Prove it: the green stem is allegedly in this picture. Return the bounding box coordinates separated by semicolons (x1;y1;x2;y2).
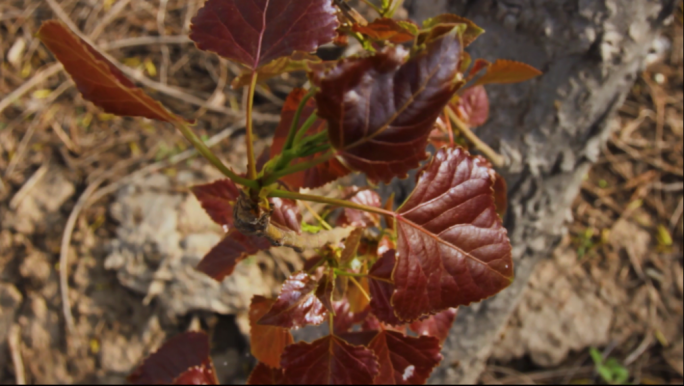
293;111;320;145
176;121;258;189
334;269;368;278
245;71;259;180
284;89;316;152
446;107;506;168
359;0;383;15
262;150;335;186
269;188;395;218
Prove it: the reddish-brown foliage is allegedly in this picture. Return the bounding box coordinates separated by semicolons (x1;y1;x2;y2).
393;147;514;321
280;335;379;384
259;272;327;329
190;0;338;70
368;330;442;385
250;296;294;369
37;21;187;123
312;28;464;183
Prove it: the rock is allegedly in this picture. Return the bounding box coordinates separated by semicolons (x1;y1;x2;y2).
491;247;614;367
105;174;277;322
19;250;52;287
0;283;23;379
3;167;74;234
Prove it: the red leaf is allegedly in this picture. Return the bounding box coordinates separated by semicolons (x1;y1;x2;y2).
232;51;322;89
249;296;294;369
392;147;513;321
270;197;302;234
281;335;379;384
340;188;382;228
368;330;442;385
352;18;416;44
270;88;351;189
368;250;403;326
247;363;285;385
453;85;489;127
332;300;369;334
312;27;464;183
128;332;217;385
258;272;327;329
191;179;241;228
409;308;458;345
422;14;485;47
473;59;542;86
37;21;187;123
493;172;508;218
190;0;338;70
315;270;335;313
196;229;271;281
339;228;364;266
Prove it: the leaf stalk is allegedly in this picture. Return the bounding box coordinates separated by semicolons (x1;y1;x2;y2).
269;189;395;218
445;107;506;168
245;71;259;180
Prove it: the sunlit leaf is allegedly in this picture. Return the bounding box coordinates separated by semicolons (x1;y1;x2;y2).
347;276;371;314
128;332;217;385
473;59;542;86
197;229;272;281
422;14;484;47
249;296;294;369
368;330;442;384
281;335;379;384
270;197;302;234
190;0;338;70
368;250;403;326
247;362;285;385
339;188;382;228
232;52;322;89
259;272;327;329
313;27;464;183
270;88;351;189
392;147;513;321
452;85;489;127
352;18;416;43
37;21;188;123
409;308;458;345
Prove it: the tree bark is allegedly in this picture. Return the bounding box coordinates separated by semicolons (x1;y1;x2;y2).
401;0;678;383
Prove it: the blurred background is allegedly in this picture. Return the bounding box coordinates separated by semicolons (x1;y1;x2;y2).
0;0;682;384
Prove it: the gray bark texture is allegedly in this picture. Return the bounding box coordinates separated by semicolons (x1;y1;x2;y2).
400;0;678;384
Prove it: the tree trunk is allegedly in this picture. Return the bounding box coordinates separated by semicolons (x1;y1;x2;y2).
401;0;678;383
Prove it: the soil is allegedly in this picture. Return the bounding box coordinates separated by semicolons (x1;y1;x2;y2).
0;0;682;385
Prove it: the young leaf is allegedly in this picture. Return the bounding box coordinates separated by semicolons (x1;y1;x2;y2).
232;52;322;89
312;27;464;183
270;88;351;189
452;85;489;127
339;188;382;228
190;0;338;70
393;147;514;321
249;296;294;369
315;269;336;313
37;21;188;123
270;197;302;234
409;308;458;345
368;330;442;385
422;14;485;47
247;363;285;385
352;18;416;43
197;229;272;281
280;335;379;384
368;250;403;326
128;332;217;385
191;179;242;228
339;228;364;266
258;271;327;329
473;59;542;86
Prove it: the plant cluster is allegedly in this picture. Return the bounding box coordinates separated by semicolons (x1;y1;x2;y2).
38;0;541;384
